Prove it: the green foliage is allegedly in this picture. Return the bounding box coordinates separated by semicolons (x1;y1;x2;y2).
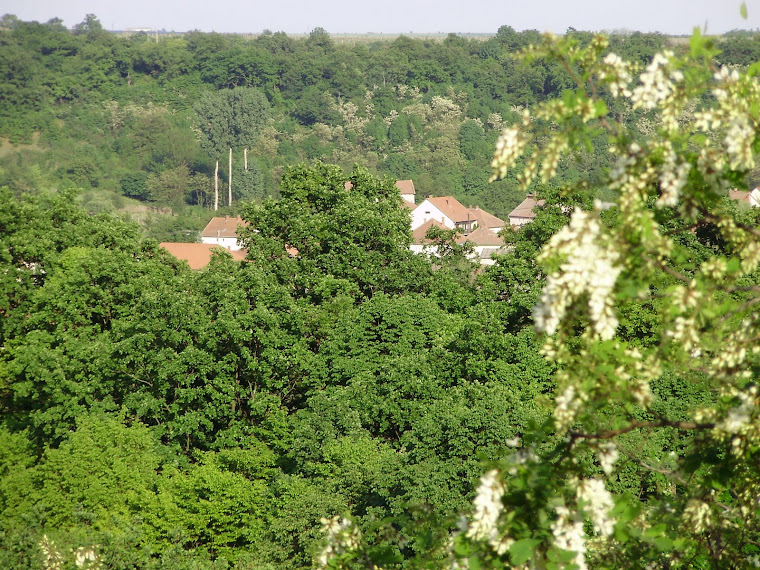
194;86;271;159
4;19;760;570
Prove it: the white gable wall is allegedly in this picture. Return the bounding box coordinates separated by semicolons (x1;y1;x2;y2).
411;199;454;230
201;236;241;250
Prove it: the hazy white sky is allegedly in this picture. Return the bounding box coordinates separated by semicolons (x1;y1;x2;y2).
3;0;759;35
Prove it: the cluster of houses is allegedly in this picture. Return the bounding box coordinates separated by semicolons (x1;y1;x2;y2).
160;180;759;270
160;179;545;269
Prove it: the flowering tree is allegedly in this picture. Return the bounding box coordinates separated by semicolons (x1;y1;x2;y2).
317;25;760;570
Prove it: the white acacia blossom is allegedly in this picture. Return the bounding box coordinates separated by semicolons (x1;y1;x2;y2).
630;51;680;110
551;505;587;570
598;52;633;98
597;442;619;475
656;142;691;208
554;384;587;431
576;478;616;537
534;208;622;340
717;386;757;435
316;516;361;568
490;125;528;181
466;469;507;552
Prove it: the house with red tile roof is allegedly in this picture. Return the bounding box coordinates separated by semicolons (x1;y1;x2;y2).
467;205;505;233
729;188;760;207
463;226;509;265
411;196;476;233
159;243;247;270
410;219;467;255
395;180;416;204
200;216;246;250
508;194;546;227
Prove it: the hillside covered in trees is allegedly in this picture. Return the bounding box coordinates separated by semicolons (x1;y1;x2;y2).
4;13;760;233
3;13;760;570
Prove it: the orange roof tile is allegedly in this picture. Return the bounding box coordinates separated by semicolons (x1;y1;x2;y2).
426;196;472;223
412;219;468;245
160;243;247;270
201;216;246;238
395;179;416;195
509;194;546;220
729;190;751;202
464;226;505;246
467;206;505;229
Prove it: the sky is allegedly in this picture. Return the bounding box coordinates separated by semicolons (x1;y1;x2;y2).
3;0;759;35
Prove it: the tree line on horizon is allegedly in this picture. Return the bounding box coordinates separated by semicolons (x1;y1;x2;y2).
4;13;760;238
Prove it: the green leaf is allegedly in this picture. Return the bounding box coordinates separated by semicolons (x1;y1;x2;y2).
741;2;748;20
510;538;540;565
468;555;483;570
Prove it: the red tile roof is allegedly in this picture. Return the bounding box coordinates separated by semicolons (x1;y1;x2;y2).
395;179;416;195
425;196;472;223
464;226;504;246
412;219;468;244
201;216;246;238
729;190;751;203
160;243;247;270
467;206;505;229
509;194;546;220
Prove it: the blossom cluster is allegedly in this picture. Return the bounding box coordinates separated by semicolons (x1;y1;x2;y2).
466;469;512;554
554;384;588;432
551;505;588;570
655;141;691;208
316;516;362;569
490;124;528;182
629;51;682;112
598;52;634;98
534;207;621;340
576;478;615;537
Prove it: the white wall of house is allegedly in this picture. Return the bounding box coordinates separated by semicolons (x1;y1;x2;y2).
201;236;241;250
411;200;454;230
508;215;533;227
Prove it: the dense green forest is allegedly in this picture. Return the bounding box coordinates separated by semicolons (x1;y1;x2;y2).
5;13;759;234
3;13;760;569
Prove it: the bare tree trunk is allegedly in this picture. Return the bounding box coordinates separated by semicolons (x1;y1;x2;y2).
228;147;233;207
214;160;219;211
244;148;248;171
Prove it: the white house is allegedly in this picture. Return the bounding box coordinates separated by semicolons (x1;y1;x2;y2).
200;216;246;250
411;196;476;233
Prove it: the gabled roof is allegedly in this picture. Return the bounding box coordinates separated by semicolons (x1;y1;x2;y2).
425;196;472;223
401;200;416;210
201;216;246;238
412;219;467;245
395;180;416;196
467;206;505;229
509;194;546;219
729;189;751;202
160;243;247;270
464;226;505;246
